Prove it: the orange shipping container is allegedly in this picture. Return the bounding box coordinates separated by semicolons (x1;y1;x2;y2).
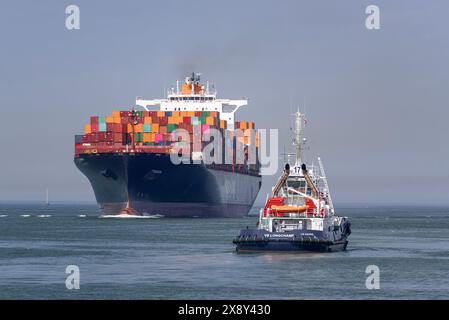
157;111;165;117
134;124;143;132
159;126;167;133
84;124;91;134
172;116;183;124
151;123;159;132
112;111;121;118
168;117;176;124
143;133;153;142
113;117;121;124
206;117;214;125
144;116;152;124
106;116;114;123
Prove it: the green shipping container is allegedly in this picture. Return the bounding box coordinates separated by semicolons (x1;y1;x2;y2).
134;133;143;142
143;124;151;132
99;123;107;132
98;117;106;124
167;124;176;133
191;117;199;125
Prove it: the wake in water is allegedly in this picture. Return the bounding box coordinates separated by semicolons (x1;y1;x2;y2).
0;215;7;217
37;215;52;218
99;213;164;219
20;215;30;218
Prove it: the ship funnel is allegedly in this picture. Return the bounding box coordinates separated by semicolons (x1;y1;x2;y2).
301;163;318;199
271;163;291;197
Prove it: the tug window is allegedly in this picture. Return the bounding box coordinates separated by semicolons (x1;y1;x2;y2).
287;180;306;189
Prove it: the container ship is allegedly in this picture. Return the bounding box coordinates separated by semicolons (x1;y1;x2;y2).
233;112;351;252
74;73;262;217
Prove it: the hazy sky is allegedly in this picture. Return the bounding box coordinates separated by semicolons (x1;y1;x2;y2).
0;0;448;205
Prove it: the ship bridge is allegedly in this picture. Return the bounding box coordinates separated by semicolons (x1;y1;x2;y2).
135;73;248;130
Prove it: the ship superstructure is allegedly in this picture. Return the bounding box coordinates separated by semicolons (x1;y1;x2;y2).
136;73;248;130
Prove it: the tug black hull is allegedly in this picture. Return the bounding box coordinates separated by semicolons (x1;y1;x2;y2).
233;223;351;253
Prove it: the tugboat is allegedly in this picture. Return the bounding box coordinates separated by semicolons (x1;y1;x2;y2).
233;112;351;252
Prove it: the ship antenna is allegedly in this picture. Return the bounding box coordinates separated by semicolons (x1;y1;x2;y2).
294;109;302;166
318;157;335;215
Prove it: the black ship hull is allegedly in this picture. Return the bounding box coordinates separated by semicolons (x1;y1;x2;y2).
233;220;351;253
75;153;261;217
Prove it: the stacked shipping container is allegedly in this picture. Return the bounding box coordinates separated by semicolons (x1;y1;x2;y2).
75;110;260;170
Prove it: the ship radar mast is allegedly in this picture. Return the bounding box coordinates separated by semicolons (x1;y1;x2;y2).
294;111;305;166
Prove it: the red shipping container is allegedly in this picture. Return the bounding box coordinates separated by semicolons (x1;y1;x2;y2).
91;123;99;133
178;123;194;133
121;117;129;124
90;116;99;125
149;111;158;117
151;116;159;123
159;117;168;125
98;132;107;142
91;133;99;143
106;123;115;132
112;123;121;133
106;132;114;142
183;117;191;124
120;111;129;117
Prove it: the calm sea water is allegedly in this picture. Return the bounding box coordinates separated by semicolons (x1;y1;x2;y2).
0;203;448;299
